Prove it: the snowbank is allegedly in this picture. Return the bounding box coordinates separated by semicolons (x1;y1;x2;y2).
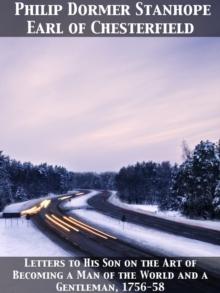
3;193;57;213
109;192;220;232
73;209;220;257
61;190;99;210
0;218;71;256
62;191;220;257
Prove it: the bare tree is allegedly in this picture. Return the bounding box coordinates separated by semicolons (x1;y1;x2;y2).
182;140;191;161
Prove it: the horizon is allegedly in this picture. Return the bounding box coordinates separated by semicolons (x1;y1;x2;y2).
1;138;218;173
0;38;220;172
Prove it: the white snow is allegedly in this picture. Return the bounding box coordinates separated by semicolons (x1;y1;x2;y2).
0;193;81;256
63;190;220;260
3;193;57;213
73;209;220;257
0;218;71;256
108;192;220;232
61;190;98;210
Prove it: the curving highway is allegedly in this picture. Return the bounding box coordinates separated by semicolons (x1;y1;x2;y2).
22;191;148;257
88;191;220;246
20;190;220;293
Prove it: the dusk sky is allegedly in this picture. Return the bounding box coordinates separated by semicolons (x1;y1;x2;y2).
0;38;219;172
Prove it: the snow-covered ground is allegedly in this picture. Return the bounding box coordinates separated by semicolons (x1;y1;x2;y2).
109;192;220;231
73;209;220;257
0;218;71;256
0;193;74;256
61;190;98;210
61;190;220;259
3;193;57;213
2;189;220;260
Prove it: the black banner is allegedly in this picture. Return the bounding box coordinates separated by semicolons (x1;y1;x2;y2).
1;257;220;293
0;0;220;37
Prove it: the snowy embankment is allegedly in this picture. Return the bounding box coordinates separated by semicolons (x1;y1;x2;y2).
0;219;71;256
61;190;99;210
2;193;57;213
109;192;220;232
62;191;220;258
73;210;220;257
0;194;71;256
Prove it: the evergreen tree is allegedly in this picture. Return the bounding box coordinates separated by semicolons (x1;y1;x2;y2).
0;152;12;209
213;181;220;218
172;141;220;218
116;161;173;204
14;186;28;202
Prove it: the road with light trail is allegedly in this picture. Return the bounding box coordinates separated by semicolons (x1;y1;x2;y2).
88;191;220;246
20;191;220;293
23;191;148;257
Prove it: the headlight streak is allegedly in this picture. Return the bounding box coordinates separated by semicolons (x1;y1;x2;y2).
45;214;70;232
75;192;84;196
21;199;51;216
40;199;51;208
21;205;41;216
51;214;79;232
58;196;72;201
22;192;117;245
63;216;108;240
66;216;117;240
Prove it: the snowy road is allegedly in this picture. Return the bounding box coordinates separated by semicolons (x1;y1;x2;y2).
32;190;220;292
33;191;147;257
88;192;220;247
2;190;220;258
2;190;220;292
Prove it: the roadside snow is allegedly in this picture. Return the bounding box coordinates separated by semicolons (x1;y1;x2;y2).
64;190;220;257
0;218;71;256
61;190;98;210
3;193;57;213
109;193;220;232
73;209;220;257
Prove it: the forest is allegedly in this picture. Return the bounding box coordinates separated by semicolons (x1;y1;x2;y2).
0;140;220;219
0;153;115;211
116;140;220;219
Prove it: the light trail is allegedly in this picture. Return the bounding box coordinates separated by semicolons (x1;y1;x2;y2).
40;199;51;208
75;192;84;196
63;216;108;240
21;205;41;216
45;214;70;232
58;196;72;201
51;214;79;232
66;216;117;240
21;199;51;216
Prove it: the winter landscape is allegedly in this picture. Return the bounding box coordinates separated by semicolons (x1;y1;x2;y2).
0;139;220;260
0;38;220;293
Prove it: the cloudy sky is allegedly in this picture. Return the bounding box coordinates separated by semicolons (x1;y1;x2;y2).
0;38;219;172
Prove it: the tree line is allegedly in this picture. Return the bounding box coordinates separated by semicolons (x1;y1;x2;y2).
116;140;220;219
0;152;115;211
1;139;220;219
